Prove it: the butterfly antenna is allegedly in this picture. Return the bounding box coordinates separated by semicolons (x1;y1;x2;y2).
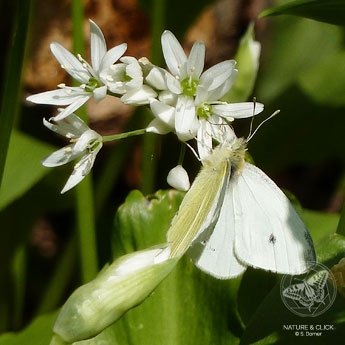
247;109;280;142
248;97;257;139
186;142;202;162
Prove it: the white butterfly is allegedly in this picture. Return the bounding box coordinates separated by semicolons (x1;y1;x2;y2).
282;270;329;310
167;137;316;279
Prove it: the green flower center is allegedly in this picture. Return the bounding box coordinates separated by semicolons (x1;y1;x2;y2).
87;138;102;153
85;77;102;92
181;77;198;96
197;103;212;119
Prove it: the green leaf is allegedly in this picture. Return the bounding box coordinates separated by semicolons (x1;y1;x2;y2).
0;130;56;210
255;16;343;103
113;189;186;254
260;0;345;26
0;311;57;345
223;24;261;103
302;209;340;242
298;50;345;106
316;233;345;265
0;0;31;187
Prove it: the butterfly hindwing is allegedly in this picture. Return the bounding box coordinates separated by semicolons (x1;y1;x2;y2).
190;176;247;279
232;162;316;275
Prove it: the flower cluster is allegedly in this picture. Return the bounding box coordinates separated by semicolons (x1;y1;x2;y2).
27;19;263;193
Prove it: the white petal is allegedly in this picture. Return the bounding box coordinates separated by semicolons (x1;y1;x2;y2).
196;122;213;160
61;149;99;194
93;85;108;102
73;129;102;153
26;89;84;105
167;165;190;191
200;60;236;91
121;85;157;105
43;114;89;138
161;30;187;77
165;72;182;94
121;56;142;78
158;90;178;106
212;102;264;119
207;68;238;101
188;41;205;79
89;19;107;72
146;118;172;135
99;43;127;73
150;99;175;128
50;42;89;83
53;96;90;121
42;145;79;167
145;67;168;90
175;95;200;141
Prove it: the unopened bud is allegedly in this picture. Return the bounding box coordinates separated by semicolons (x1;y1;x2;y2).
167;165;190;191
51;245;176;344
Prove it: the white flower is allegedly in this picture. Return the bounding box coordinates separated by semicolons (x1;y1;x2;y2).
154;31;265;160
195;92;264;159
167;165;190;191
102;56;157;105
42;113;103;193
27;20;127;120
159;30;239;141
148;31;264;149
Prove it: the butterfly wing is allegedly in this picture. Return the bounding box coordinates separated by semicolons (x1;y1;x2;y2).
189;178;247;279
232;162;316;275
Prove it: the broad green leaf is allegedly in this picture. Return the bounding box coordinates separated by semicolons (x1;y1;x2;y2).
260;0;345;26
316;233;345;265
112;189;185;254
109;189;242;345
0;311;56;345
255;16;343;103
298;50;345;106
302;209;339;242
0;130;56;210
223;24;261;103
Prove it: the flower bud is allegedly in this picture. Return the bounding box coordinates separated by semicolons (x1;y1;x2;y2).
51;246;177;344
167;165;190;191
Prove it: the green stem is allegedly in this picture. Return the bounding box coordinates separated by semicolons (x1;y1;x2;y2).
71;0;98;282
140;0;166;194
103;128;146;143
76;175;98;282
178;143;186;165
